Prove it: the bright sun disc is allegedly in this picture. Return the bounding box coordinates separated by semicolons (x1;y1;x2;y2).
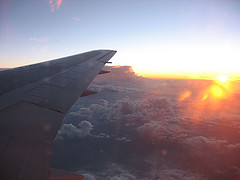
217;75;229;83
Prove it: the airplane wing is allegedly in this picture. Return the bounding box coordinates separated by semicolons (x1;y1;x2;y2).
0;49;117;180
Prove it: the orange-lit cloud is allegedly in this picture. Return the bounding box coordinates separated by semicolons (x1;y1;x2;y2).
49;0;62;12
71;17;81;21
125;67;134;74
112;65;121;68
30;37;48;42
180;78;236;124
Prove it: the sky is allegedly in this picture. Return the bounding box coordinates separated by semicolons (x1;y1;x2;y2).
1;0;240;79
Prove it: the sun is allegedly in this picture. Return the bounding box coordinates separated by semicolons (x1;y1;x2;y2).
217;75;229;83
200;75;233;101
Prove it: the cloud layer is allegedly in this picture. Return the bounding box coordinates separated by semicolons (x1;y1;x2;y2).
52;66;240;180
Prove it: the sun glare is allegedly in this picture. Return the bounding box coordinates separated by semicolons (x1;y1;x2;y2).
217;75;229;83
178;90;192;101
200;75;233;101
210;85;224;98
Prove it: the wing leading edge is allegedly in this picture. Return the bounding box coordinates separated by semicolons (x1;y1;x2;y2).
0;50;117;180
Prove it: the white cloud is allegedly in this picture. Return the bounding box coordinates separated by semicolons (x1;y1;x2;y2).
156;169;207;180
57;120;93;139
99;163;137;180
81;173;96;180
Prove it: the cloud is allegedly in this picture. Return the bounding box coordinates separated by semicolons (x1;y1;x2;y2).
181;136;228;153
30;37;48;42
78;164;206;180
154;169;207;180
115;137;132;142
97;163;137;180
71;17;81;21
81;173;96;180
77;164;138;180
94;66;143;83
49;0;62;12
66;97;181;143
227;143;240;151
52;66;240;179
93;133;110;139
57;120;93;139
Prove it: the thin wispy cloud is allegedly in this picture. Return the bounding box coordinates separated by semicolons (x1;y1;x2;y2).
30;37;48;42
49;0;62;12
71;17;81;21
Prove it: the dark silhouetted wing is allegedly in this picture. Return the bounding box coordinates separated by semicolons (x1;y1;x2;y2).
0;50;117;180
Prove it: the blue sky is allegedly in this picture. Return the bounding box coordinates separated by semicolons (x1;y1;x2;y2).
1;0;240;78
